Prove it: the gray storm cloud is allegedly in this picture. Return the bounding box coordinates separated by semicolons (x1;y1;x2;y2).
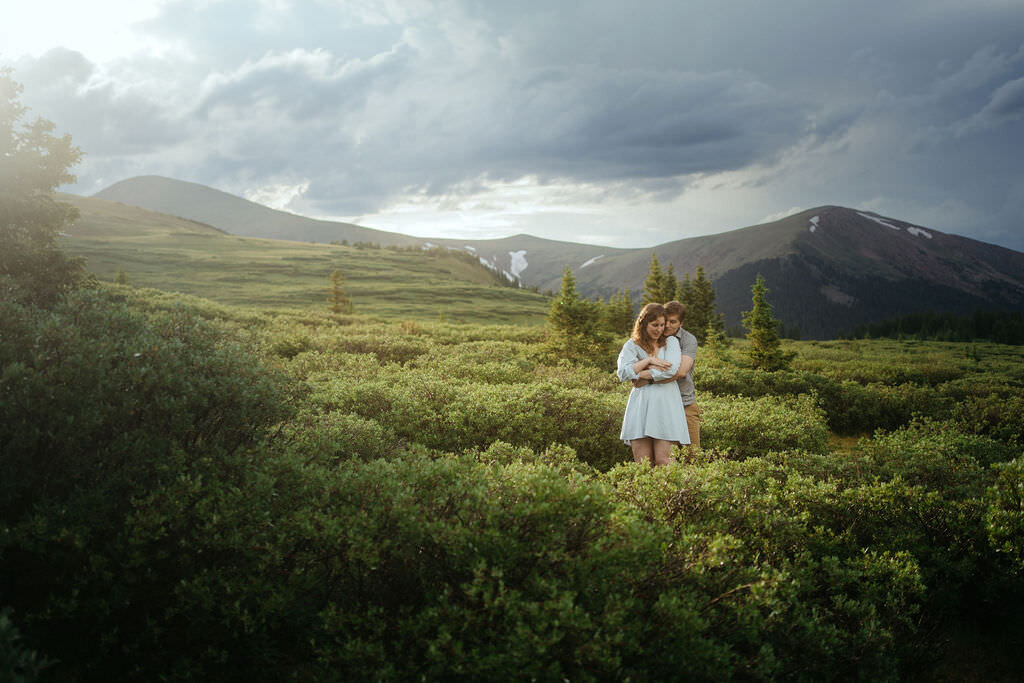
7;0;1024;250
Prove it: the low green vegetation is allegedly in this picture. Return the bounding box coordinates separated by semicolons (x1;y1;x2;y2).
3;281;1022;680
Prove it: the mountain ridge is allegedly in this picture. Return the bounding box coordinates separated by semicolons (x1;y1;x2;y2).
89;175;1024;338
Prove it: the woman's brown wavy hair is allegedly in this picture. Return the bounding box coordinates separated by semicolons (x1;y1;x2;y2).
631;302;667;354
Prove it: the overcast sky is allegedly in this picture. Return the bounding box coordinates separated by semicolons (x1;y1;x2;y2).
3;0;1024;250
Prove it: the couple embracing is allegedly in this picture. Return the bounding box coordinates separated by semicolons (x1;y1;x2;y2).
616;301;702;466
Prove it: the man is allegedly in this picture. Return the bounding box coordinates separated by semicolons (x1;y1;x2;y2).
634;300;701;451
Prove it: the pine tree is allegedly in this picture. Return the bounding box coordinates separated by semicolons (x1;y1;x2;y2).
704;319;730;350
601;287;635;336
741;274;794;371
675;271;693;305
115;266;129;285
673;266;724;344
326;269;354;314
688;266;725;344
549;267;599;336
642;254;666;305
662;262;679;303
547;266;608;366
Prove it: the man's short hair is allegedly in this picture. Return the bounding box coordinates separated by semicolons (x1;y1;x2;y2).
665;300;686;320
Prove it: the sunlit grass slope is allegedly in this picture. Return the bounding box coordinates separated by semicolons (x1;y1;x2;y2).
57;194;549;324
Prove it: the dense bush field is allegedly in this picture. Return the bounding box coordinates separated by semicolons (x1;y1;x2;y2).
2;285;1023;680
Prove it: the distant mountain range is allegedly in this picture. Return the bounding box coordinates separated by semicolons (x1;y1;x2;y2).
94;175;1024;338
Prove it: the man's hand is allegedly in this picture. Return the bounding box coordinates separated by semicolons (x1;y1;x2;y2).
675;355;695;379
631;378;651;388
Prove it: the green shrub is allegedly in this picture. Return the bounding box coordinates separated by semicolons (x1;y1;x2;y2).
464;440;598;478
700;393;830;457
310;374;629;470
987;457;1024;572
951;394;1024;446
0;289;293;678
853;419;1013;498
279;410;403;463
284;350;384;382
604;459;925;680
406;340;538;384
0;290;291;515
327;332;430;364
136;453;695;680
263;330;316;359
0;608;50;683
696;364;946;434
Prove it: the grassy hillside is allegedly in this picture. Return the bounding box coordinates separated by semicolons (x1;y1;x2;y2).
58;193;550;324
95;175;422;246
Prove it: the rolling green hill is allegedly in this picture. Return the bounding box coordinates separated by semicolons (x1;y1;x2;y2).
58;193;550;324
95;175;422;246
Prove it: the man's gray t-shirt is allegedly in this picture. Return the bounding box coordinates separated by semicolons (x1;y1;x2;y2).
673;329;698;406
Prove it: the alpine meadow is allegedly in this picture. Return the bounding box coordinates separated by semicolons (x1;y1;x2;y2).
3;66;1024;683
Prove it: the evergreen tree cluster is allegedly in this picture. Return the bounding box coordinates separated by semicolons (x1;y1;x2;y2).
548;267;639;340
544;257;734;366
545;267;632;365
640;256;725;344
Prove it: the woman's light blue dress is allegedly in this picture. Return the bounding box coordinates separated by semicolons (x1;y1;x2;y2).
617;337;690;445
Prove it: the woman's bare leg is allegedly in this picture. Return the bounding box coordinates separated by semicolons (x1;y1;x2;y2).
652;439;676;466
631;437;654;466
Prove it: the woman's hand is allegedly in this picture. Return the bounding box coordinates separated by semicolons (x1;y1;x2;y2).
648;357;672;371
632;355;671;376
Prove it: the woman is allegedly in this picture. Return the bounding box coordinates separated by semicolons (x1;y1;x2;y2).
617;303;690;466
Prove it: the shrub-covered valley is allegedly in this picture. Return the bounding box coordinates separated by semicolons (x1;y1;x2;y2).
4;279;1024;680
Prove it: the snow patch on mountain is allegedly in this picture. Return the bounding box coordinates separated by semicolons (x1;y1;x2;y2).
509;250;528;278
907;227;933;239
464;245;476;252
857;212;902;231
580;255;604;269
809;216;819;233
820;284;856;306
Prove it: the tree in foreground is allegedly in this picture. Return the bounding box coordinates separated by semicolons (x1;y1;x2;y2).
742;274;795;370
546;266;609;365
326;269;354;313
0;68;86;306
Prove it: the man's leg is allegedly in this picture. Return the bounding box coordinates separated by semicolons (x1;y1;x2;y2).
684;402;701;451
